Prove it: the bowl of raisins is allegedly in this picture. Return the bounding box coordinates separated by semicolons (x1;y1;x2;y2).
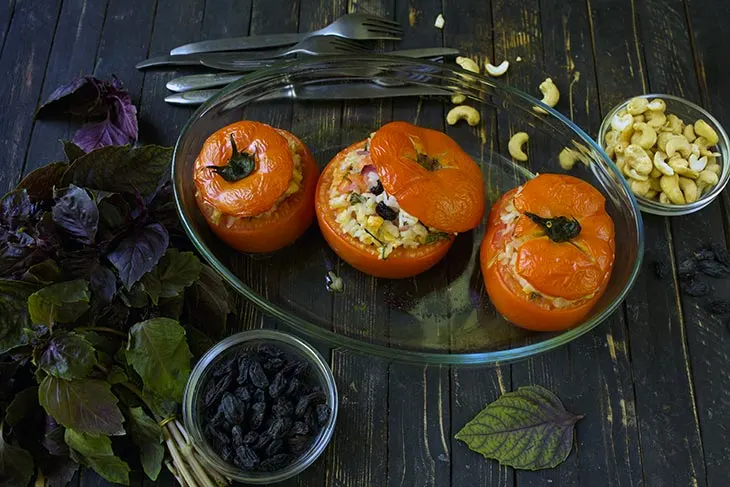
183;329;338;483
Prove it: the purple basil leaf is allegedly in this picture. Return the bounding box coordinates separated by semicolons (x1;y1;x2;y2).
89;264;117;305
0;190;36;230
36;330;97;380
52;185;99;244
43;422;69;457
107;223;168;289
16;162;69;201
108;91;138;142
72;116;134;152
37;76;107;118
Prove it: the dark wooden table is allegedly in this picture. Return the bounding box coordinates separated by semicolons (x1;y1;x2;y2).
2;0;729;485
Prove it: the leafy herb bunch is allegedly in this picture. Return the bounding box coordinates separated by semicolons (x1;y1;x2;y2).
0;140;231;486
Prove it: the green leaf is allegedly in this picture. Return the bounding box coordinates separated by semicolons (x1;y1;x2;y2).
64;429;130;485
0;423;34;487
61;144;172;197
36;330;97;380
454;385;583;470
107;365;128;385
126;407;164;481
0;280;38;354
22;259;62;285
63;140;85;162
140;249;201;305
39;376;125;436
126;318;191;403
185;325;215;360
16;161;69;201
5;386;39;425
28;279;90;326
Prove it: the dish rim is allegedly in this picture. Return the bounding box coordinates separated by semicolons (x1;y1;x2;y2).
172;54;645;365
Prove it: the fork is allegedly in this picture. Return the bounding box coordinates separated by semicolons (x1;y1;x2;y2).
170;13;402;55
136;36;369;70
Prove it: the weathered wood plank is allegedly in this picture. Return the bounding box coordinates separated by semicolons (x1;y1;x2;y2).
23;0;109;172
0;0;16;55
587;0;708;485
0;0;63;192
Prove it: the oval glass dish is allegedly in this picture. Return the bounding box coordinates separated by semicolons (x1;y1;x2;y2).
173;55;644;365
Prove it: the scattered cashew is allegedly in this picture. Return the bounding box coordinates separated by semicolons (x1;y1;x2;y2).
698;169;719;187
533;78;560;114
663;114;684;134
695;119;719;146
626;97;649;115
706;162;721;176
485;60;509;77
508;132;529;161
660;174;686;204
456;56;480;74
611;112;634;132
624;144;653;175
631;122;657;149
684;124;697;142
647;99;666;112
667;158;699;179
688;154;708;172
657;131;674;152
451;94;466;104
434;13;445;29
629;179;652;197
559;148;579;170
446;105;480;126
678;177;698;203
665;135;692;158
646;109;667;129
653;151;675;176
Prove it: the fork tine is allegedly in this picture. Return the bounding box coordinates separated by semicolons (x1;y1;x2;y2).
329;37;369;49
361;22;404;34
362;26;404;37
358;14;402;29
333;43;371;53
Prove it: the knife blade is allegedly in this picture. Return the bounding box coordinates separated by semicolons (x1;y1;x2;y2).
165;84;451;106
141;47;459;71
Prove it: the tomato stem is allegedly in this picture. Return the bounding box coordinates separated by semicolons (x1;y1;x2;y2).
207;134;256;182
524;212;581;243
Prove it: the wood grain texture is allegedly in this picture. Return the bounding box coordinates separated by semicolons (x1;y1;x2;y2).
0;0;62;192
0;0;16;61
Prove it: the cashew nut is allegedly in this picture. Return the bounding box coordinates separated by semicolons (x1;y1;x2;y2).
689;154;708;172
629;179;652;196
627;97;649;115
451;94;466;104
434;13;445;29
684;124;697;142
706;162;721;176
667;157;698;179
698;169;719;187
631;122;658;149
695;119;719;146
663;114;684;134
446;105;480;126
660;174;686;204
627;168;649;181
605;130;619;147
649;177;662;192
665;135;692;158
653;151;675;176
647;99;667;112
533;78;560;114
611;112;634;132
646;110;667;129
508;132;529;161
646;189;659;199
657;132;674;152
633;114;646;123
658;192;670;204
624;144;653;175
559;148;579;170
456;56;480;74
690;143;701;158
694;136;710;150
485;60;509;77
678;177;698;203
650;167;662;179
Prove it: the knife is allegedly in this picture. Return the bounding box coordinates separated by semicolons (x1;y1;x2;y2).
165;84;451;106
140;47;459;71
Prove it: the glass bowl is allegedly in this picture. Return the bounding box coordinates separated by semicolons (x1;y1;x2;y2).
597;94;730;216
182;330;338;484
173;55;644;365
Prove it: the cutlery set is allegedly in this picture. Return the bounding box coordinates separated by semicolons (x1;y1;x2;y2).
136;13;459;105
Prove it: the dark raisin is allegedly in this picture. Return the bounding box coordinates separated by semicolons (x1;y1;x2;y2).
258;344;284;358
221;444;234;462
287;435;312;454
249;402;267;430
304;408;318;432
264;417;292;439
231;425;244;446
235;386;251;403
683;279;710;297
265;439;284;458
249;361;269;389
285;377;301;397
706;299;730;315
283;360;309;377
678;259;697;280
204;424;230;445
653;260;670;279
712;243;730;266
312;385;323;393
254;388;266;404
315;403;331;426
234;445;260;469
243;431;259;444
220;392;246;425
237;356;250;384
269;371;286;398
253;432;273;451
375;202;398;221
259;453;293;472
262;357;285;372
295;391;326;417
272;399;294;418
213;356;236;377
204;374;232;407
370;180;384;195
698;260;730;278
288;421;309;437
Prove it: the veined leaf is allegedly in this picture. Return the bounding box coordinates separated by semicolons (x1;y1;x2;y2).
0;279;38;354
64;429;130;485
63;141;85;162
39;376;125;436
454;385;583;470
22;259;62;285
28;279;90;326
52;185;99;244
89;264;117;305
16;162;69;201
140;249;201;305
107;223;168;289
0;423;34;487
5;386;39;425
127;407;164;481
126;318;191;403
36;330;96;380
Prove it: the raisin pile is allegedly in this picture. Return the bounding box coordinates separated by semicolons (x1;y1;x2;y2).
201;344;332;472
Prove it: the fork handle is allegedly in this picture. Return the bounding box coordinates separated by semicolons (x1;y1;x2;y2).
170;32;307;55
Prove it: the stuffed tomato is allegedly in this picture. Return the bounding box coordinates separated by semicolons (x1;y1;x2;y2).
316;121;486;278
481;173;616;331
193;121;318;253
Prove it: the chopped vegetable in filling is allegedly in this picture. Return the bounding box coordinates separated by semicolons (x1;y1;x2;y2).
328;142;453;259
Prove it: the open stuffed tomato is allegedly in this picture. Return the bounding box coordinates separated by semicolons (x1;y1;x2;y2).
193;120;318;253
315;122;485;279
481;174;616;331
